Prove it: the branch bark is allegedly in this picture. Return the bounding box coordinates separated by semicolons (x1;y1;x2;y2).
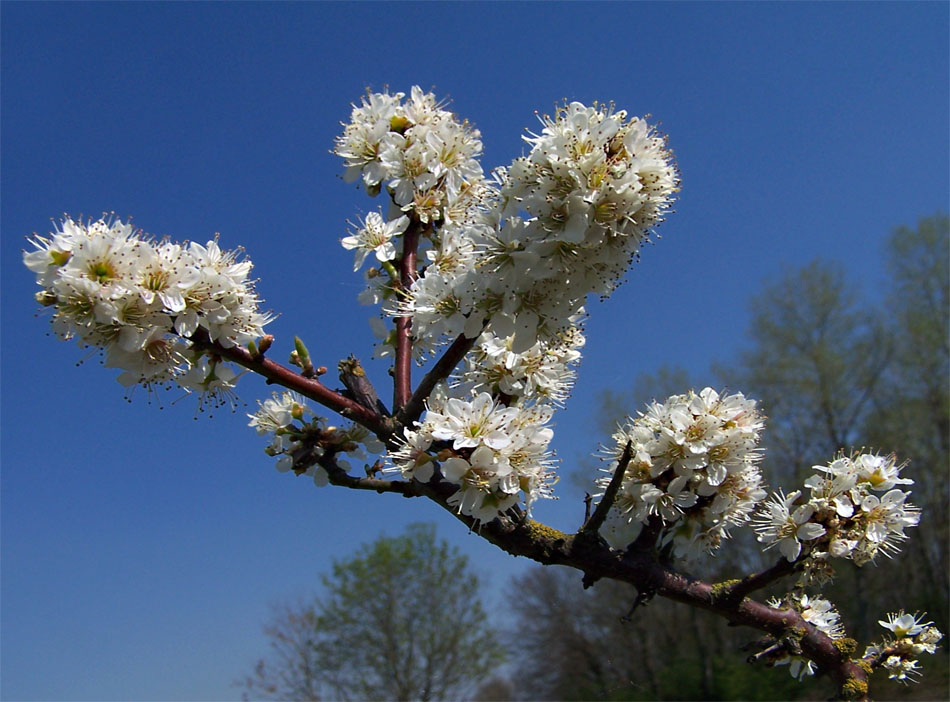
718;557;799;603
191;330;393;441
394;221;423;412
396;332;479;428
310;468;870;701
580;441;632;536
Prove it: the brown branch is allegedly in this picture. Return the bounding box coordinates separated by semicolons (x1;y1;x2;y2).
316;453;423;497
396;332;479;428
306;453;868;699
393;221;423;411
406;479;868;699
580;441;632;535
191;330;393;441
718;557;799;604
338;356;389;416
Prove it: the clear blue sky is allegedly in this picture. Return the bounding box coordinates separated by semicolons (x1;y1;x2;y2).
2;2;947;699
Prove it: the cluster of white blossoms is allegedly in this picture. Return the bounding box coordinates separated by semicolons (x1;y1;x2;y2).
753;453;920;568
335;86;494;356
335;86;486;216
390;389;555;523
596;388;766;559
24;216;270;397
337;89;677;360
864;612;943;683
249;391;384;484
335;88;677;520
765;594;845;679
458;101;679;356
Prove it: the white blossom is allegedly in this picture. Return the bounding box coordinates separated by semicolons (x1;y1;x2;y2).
341;212;409;270
879;611;932;638
864;612;943;684
753;490;826;561
788;452;920;567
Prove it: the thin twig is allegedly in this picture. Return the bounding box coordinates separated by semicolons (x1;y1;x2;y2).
396;332;479;428
316;453;423;497
191;330;391;440
393;221;422;411
620;588;656;622
580;441;632;535
719;557;798;603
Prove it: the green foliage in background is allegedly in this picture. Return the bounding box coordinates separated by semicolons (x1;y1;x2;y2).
242;524;501;701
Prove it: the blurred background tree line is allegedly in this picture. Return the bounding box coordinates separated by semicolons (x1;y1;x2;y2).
243;214;947;701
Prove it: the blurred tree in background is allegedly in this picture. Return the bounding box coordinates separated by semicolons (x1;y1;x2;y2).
864;214;949;632
241;524;501;701
508;566;807;701
718;260;891;484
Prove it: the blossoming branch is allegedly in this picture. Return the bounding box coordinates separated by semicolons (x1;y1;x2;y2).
24;86;941;701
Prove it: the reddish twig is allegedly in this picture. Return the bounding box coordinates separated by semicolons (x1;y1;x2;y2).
191;331;392;440
396;332;479;428
393;221;422;411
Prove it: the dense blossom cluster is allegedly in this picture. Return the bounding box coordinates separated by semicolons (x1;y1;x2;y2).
335;87;678;520
477;100;677;355
753;453;920;570
864;612;943;683
24;216;269;397
335;87;494;356
335;86;487;215
390;389;555;522
596;387;766;560
249;391;383;483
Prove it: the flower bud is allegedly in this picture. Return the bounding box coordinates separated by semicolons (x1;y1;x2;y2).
35;290;58;306
258;334;274;355
389;114;411;133
293;336;311;362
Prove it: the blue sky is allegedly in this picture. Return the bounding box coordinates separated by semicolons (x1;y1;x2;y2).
2;2;947;699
